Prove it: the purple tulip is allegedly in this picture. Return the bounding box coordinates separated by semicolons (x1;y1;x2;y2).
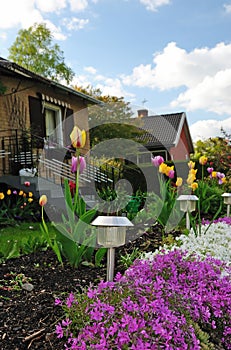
207;167;214;174
151;155;164;167
71;156;86;174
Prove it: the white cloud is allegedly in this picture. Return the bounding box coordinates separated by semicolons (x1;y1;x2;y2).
0;32;7;40
35;0;66;13
0;0;88;40
123;41;231;115
223;3;231;13
190;117;231;142
68;0;89;12
84;66;97;74
73;70;135;99
139;0;170;12
0;0;43;29
62;17;89;30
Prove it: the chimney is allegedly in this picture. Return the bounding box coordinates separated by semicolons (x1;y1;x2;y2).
137;109;148;118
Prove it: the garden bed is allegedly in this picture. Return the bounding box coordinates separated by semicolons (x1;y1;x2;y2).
0;224;169;350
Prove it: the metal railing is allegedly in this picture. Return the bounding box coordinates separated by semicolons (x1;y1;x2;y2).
0;129;121;189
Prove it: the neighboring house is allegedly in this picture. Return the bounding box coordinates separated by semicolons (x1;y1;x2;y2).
0;57;103;186
130;109;194;163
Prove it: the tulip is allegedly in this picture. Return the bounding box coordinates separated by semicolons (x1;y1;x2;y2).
199;156;208;165
7;189;11;195
70;126;86;149
71;156;86;174
176;177;183;187
167;167;175;179
159;162;168;174
0;192;4;200
216;172;226;185
68;180;76;197
24;181;30;187
151;155;164;167
188;160;195;169
190;182;198;191
39;195;47;207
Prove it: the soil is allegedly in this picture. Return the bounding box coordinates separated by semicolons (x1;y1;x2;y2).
0;224;170;350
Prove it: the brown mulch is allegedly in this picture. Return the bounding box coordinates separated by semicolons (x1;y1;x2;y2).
0;224;169;350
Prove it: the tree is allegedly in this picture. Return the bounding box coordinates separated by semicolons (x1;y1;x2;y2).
73;85;145;149
8;23;74;84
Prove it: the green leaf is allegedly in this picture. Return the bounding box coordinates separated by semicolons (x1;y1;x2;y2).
95;247;107;267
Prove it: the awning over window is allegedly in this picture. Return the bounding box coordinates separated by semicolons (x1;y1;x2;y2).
41;94;71;108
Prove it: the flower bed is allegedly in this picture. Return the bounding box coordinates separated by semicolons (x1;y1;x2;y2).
56;218;231;349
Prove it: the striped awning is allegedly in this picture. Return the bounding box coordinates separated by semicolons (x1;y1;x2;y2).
41;94;71;108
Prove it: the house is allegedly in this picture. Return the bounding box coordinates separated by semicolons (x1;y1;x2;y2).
130;109;194;163
0;57;108;187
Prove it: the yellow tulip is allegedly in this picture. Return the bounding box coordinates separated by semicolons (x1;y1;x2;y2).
70;126;86;149
0;192;4;200
7;189;11;195
190;182;198;191
176;177;183;187
19;191;24;196
28;192;33;197
188;160;195;169
39;195;48;207
159;162;168;174
199;156;208;165
28;198;33;203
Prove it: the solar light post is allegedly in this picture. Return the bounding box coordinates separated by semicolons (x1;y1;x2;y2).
221;193;231;216
91;216;133;281
177;195;199;230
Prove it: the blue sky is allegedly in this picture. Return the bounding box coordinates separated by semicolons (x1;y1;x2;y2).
1;0;231;142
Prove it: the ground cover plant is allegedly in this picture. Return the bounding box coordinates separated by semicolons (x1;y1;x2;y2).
55;217;231;350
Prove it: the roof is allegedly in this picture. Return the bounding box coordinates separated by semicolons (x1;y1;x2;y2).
0;57;102;106
134;112;194;153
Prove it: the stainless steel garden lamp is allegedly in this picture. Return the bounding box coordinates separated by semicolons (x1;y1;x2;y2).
91;216;133;281
221;193;231;216
177;195;199;230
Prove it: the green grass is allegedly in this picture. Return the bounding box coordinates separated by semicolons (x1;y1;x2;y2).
0;222;57;262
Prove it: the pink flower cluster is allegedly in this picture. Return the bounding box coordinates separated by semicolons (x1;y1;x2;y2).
55;250;231;349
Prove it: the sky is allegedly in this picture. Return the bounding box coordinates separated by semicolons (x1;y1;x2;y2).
1;0;231;143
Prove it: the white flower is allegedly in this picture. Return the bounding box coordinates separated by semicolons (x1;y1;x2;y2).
142;222;231;266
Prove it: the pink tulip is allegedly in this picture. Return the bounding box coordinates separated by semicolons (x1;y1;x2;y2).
168;169;175;179
151;155;164;167
71;156;86;174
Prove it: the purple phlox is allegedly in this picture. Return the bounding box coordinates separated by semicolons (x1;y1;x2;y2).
56;323;64;338
54;298;63;306
66;292;75;308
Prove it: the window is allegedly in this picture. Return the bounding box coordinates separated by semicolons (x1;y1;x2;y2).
44;103;63;146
